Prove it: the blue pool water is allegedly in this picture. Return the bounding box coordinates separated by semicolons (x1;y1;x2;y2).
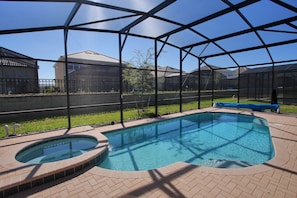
16;136;98;164
98;112;275;171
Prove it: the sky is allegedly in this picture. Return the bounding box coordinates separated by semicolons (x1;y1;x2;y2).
0;0;296;79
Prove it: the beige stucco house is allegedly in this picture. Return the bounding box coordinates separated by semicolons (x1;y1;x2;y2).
54;50;126;92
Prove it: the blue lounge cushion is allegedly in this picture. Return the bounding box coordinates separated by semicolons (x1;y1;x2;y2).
214;102;279;112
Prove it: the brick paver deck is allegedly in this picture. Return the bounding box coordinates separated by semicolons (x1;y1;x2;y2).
1;108;297;197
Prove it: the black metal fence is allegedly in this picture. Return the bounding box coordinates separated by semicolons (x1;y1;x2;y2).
0;78;39;94
1;69;297;105
0;76;232;94
0;78;121;94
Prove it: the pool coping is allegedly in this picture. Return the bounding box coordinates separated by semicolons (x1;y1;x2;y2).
0;108;292;196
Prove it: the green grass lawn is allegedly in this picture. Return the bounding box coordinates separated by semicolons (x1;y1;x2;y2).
1;98;296;138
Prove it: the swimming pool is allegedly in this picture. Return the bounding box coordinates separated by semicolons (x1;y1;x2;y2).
16;136;98;164
98;112;275;171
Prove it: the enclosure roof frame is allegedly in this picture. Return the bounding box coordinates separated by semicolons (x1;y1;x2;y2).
0;0;296;68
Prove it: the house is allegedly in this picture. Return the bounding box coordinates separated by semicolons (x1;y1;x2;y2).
152;65;242;91
152;66;183;91
0;47;39;94
54;50;127;92
184;65;249;91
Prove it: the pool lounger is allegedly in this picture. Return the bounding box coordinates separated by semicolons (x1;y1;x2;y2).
214;102;280;113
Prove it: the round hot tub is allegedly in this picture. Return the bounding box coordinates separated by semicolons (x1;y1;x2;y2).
16;136;98;164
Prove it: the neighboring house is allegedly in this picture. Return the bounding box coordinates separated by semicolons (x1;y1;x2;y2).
153;65;244;91
219;67;248;90
185;65;248;91
54;50;127;92
0;47;39;94
152;66;182;91
160;67;187;91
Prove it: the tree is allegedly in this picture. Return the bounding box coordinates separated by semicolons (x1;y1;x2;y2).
123;48;154;114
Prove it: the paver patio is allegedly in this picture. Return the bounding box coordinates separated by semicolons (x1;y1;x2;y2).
1;108;297;198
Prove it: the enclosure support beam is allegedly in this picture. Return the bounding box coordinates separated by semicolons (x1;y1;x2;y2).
118;33;125;124
271;62;277;104
179;49;183;112
198;58;202;109
63;28;71;129
154;39;158;117
211;68;214;105
237;67;240;103
120;0;176;33
157;36;169;58
181;47;193;62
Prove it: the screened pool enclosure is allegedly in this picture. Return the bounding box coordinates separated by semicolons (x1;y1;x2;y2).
0;0;296;129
